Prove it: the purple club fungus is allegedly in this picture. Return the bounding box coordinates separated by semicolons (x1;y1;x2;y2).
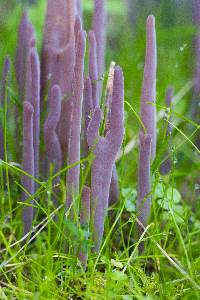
92;0;106;77
44;84;62;187
66;30;86;210
42;0;76;157
75;15;82;46
15;11;36;101
136;133;152;250
87;66;124;252
88;30;99;108
12;0;121;253
25;47;40;183
140;15;157;160
0;57;10;160
136;15;157;248
105;62;120;205
76;0;82;19
22;101;34;236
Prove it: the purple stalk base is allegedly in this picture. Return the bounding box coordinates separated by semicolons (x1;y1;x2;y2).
66;30;86;210
140;15;157;160
87;66;124;252
0;57;10;159
136;133;152;252
79;185;90;270
15;11;36;101
160;86;173;175
44;85;62;205
88;30;99;108
22;101;34;236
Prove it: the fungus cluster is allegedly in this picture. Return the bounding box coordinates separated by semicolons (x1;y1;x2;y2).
0;0;163;264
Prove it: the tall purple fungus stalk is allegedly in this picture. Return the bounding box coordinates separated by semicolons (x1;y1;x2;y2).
81;30;98;157
137;15;157;242
76;0;82;18
16;11;36;101
88;30;99;108
75;16;82;46
15;12;36;167
137;133;152;241
105;62;120;205
22;101;34;235
42;0;76;156
66;30;86;211
92;0;106;78
87;66;124;252
25;47;40;183
16;12;40;233
140;15;157;160
0;57;10;160
44;85;62;204
91;0;106;108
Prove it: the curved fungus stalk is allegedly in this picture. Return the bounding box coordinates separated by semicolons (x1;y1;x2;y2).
25;47;40;183
22;101;34;236
44;85;62;181
87;66;124;252
136;15;157;248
